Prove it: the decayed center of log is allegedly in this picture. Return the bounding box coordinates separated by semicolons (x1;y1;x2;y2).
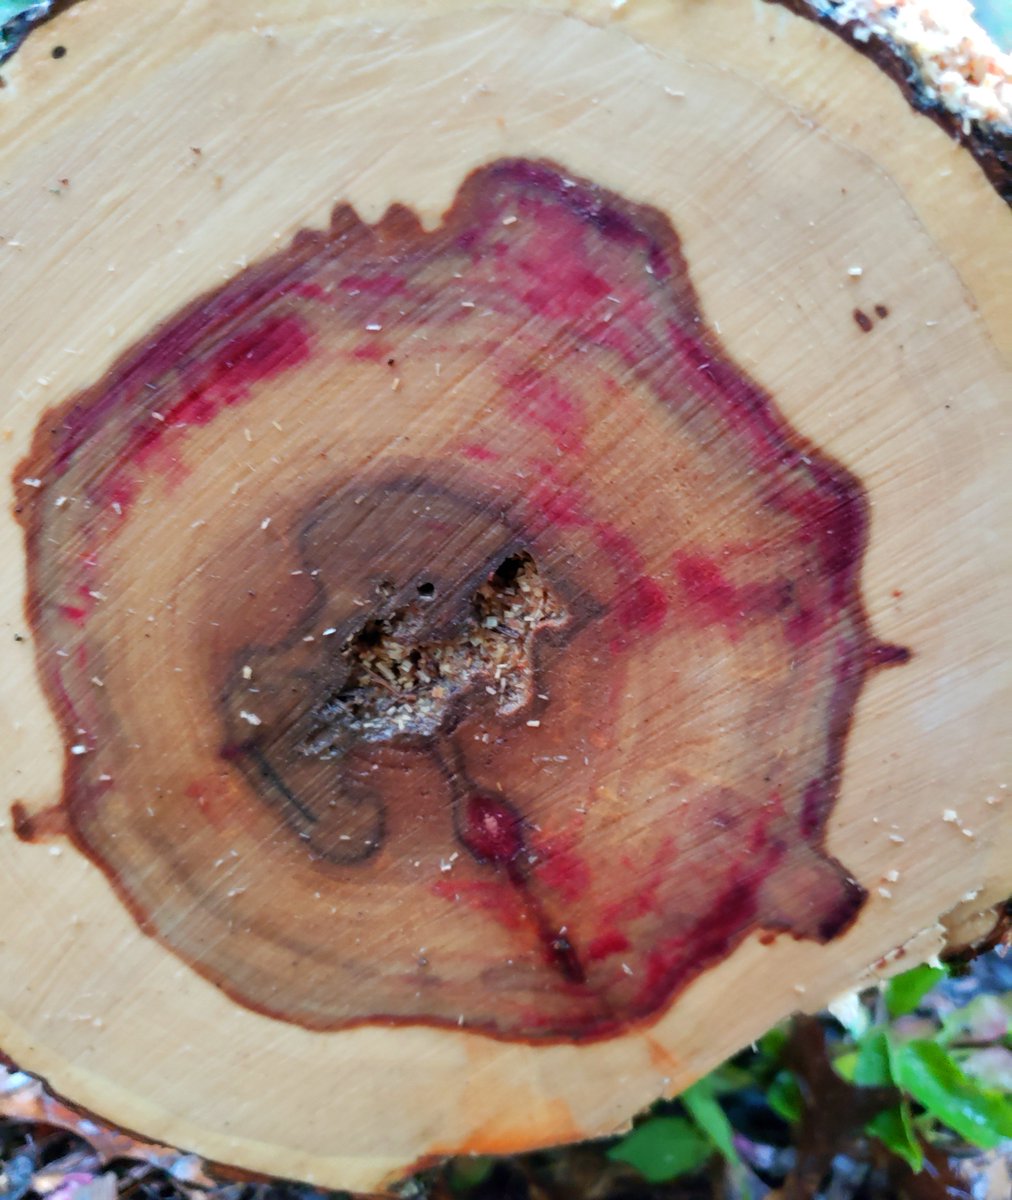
301;553;568;753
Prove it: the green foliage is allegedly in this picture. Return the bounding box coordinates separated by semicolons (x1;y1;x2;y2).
766;1070;803;1124
681;1078;738;1164
607;958;1011;1190
885;964;946;1018
892;1039;1012;1150
865;1104;924;1173
606;1070;752;1184
836;1031;924;1171
820;961;1012;1171
446;1157;494;1193
606;1116;712;1183
852;1027;893;1087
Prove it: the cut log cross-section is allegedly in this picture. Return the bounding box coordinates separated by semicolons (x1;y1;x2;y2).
18;160;900;1039
0;0;1009;1193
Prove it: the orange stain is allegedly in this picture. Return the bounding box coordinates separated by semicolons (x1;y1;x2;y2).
449;1097;581;1158
645;1035;682;1077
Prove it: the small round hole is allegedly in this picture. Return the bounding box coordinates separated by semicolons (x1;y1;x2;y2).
417;582;435;599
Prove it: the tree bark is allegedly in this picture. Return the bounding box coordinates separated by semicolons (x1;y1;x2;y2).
0;0;1008;1192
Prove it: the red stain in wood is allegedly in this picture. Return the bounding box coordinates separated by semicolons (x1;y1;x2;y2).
460;443;500;462
527;464;667;648
132;315;311;473
645;1036;682;1076
339;273;406;298
429;879;531;934
184;776;237;830
587;929;632;962
460;792;524;865
674;556;740;627
640;861;776;1000
672;553;791;639
10;801;69;842
868;641;911;667
350;341;389;362
614;576;668;634
52;313;309;507
288;282;330;303
447;796;589;984
505;370;586;456
13;158;906;1044
105;479;136;513
600;837;677;930
532;827;591;903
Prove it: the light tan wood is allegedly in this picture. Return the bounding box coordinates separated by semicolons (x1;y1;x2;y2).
0;1;1009;1192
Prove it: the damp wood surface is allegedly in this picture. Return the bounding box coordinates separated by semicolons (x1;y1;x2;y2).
0;0;1009;1193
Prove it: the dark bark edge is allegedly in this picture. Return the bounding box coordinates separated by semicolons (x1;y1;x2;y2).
770;0;1011;205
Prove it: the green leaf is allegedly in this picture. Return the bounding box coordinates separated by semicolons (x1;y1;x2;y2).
767;1071;803;1124
893;1039;1012;1149
757;1026;789;1061
707;1063;754;1094
853;1028;896;1088
885;965;946;1018
607;1116;713;1183
447;1156;494;1193
682;1079;739;1164
866;1104;924;1172
833;1050;859;1083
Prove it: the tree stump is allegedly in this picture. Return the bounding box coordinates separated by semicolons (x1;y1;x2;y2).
0;0;1009;1192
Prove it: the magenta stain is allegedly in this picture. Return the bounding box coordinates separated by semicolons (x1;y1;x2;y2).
460;792;525;866
672;554;791;638
868;642;912;667
452;794;588;985
586;929;631;962
504;370;586;456
460;443;500;463
94;315;313;496
339;273;407;298
532;827;592;903
350;341;390;362
526;464;667;646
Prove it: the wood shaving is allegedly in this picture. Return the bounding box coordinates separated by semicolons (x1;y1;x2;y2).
302;554;567;752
